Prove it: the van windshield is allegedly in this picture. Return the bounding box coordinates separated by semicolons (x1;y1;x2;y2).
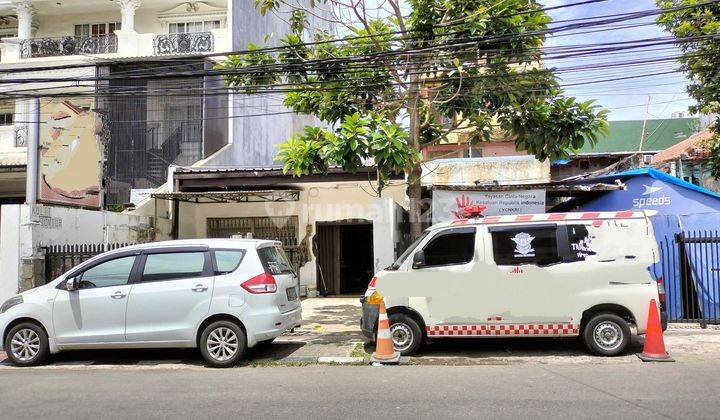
387;231;430;271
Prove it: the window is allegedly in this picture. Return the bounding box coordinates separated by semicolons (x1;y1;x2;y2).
74;23;120;37
421;227;476;267
258;246;294;275
142;252;206;282
0;113;12;125
566;224;596;262
491;226;560;266
388;230;430;270
169;20;221;34
76;256;135;289
214;250;245;274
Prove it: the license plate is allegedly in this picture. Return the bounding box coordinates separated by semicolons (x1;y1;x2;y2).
286;287;298;301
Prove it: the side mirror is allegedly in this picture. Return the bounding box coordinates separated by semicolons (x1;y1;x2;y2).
65;277;78;291
412;251;426;269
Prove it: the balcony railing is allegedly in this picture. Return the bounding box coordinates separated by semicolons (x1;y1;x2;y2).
153;32;214;55
20;34;118;58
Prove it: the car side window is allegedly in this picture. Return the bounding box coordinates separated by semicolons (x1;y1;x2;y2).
491;226;561;266
214;250;246;275
422;227;476;267
75;256;136;289
142;252;206;282
565;224;596;262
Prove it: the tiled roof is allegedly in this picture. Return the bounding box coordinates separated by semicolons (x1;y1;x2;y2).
651;130;713;163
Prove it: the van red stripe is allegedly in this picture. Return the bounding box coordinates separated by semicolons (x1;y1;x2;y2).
515;215;533;222
548;213;566;221
615;211;634;218
483;216;502;224
580;212;600;219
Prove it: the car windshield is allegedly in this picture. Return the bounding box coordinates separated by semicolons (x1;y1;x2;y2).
387;230;430;270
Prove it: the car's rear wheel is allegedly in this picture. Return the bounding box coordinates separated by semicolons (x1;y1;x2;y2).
388;313;423;356
199;320;247;368
4;322;50;367
582;313;631;356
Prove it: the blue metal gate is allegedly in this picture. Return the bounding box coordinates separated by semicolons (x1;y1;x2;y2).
655;231;720;325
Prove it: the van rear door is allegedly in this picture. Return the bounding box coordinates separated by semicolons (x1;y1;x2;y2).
257;243;300;313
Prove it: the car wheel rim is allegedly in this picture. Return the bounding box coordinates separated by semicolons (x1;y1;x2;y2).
10;329;40;362
206;327;238;362
593;321;623;351
390;323;413;352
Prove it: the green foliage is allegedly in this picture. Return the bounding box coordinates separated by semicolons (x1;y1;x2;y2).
657;0;720;176
275;112;421;190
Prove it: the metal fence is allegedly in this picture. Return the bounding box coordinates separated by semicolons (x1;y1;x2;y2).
655;231;720;325
42;243;135;284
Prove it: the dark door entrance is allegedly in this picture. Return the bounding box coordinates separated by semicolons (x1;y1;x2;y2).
314;221;373;295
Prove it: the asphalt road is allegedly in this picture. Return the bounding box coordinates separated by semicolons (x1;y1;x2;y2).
1;363;718;419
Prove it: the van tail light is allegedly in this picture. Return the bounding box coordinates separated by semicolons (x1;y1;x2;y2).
656;276;666;303
368;276;377;288
241;273;277;294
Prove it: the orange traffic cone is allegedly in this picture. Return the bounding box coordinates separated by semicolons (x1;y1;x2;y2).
637;299;674;362
371;302;401;365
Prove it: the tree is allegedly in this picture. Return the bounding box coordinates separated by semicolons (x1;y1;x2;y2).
656;0;720;175
217;0;609;239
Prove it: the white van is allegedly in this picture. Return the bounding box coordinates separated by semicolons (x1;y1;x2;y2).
360;210;667;356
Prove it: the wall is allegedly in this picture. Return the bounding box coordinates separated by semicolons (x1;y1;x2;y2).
0;203;159;303
175;181;407;290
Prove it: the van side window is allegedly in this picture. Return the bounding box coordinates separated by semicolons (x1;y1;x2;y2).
565;224;596;262
422;227;475;267
491;227;561;266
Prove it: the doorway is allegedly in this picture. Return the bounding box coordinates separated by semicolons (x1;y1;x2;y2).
314;221;373;295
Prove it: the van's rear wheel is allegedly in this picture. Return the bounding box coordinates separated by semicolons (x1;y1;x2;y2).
388;313;423;356
582;313;631;356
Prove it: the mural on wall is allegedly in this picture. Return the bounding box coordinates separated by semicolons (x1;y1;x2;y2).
39;99;102;208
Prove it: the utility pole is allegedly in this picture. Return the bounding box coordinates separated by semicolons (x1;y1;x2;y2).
638;96;652;153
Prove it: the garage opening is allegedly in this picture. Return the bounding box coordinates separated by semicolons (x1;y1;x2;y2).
315;221;373;295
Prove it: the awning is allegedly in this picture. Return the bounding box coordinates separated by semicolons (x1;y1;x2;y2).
151;189;300;203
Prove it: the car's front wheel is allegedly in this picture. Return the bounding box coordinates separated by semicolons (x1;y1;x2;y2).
582;313;631;356
388;313;423;356
199;320;247;368
4;322;50;367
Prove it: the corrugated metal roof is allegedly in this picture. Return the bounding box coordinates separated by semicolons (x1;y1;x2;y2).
578;118;700;154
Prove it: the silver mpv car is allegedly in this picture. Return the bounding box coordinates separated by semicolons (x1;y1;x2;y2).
0;239;302;367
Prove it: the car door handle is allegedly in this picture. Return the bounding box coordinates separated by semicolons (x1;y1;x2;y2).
192;285;208;292
111;291;127;299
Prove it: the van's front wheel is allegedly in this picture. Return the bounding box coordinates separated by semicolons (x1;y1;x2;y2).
582;313;631;356
388;313;423;356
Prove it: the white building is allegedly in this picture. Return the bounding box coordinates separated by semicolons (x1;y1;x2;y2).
0;0;331;301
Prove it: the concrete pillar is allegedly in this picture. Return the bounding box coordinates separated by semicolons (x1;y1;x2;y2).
115;0;141;33
15;1;34;40
25;97;39;205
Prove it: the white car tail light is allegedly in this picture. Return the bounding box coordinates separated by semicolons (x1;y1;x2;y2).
241;273;277;294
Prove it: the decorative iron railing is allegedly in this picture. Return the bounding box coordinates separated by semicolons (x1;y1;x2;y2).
14;125;27;147
20;35;118;58
153;32;213;55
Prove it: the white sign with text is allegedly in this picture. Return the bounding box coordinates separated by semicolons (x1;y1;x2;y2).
432;189;546;223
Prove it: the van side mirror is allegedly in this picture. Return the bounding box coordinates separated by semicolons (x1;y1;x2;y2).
65;277;78;291
412;251;426;269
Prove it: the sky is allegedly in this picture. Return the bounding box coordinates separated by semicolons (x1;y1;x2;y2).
543;0;694;121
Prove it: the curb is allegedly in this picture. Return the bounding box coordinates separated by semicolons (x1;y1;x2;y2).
667;323;720;331
317;356;365;364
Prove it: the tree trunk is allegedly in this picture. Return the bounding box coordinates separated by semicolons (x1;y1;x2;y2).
407;84;423;240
